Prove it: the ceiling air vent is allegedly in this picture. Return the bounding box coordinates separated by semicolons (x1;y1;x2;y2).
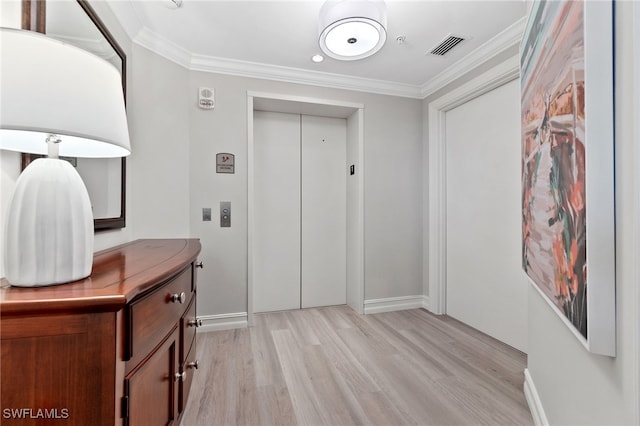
428;35;466;56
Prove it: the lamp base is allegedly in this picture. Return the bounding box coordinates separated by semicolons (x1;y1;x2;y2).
4;158;94;286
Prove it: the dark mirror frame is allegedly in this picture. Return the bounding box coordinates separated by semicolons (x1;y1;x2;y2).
21;0;127;231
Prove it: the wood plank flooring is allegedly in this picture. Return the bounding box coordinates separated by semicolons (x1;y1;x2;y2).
180;306;532;426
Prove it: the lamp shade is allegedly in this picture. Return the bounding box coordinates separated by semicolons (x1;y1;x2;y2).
319;0;387;61
0;28;130;157
0;28;131;286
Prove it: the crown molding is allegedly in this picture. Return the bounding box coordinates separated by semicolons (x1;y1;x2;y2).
419;16;526;99
133;26;193;69
190;54;423;99
133;26;422;99
132;16;525;101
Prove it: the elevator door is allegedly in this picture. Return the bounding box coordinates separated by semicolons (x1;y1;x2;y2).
253;111;301;312
253;111;347;313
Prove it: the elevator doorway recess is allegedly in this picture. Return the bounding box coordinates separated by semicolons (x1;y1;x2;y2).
247;92;364;324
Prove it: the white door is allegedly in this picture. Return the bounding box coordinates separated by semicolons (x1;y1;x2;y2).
445;79;527;352
253;112;346;313
253;111;301;312
301;115;347;308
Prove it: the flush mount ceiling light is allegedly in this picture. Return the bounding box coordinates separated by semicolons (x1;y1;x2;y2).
318;0;387;61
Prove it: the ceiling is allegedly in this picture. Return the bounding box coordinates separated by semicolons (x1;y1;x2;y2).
105;0;527;98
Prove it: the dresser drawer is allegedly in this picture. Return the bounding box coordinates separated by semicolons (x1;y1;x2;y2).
180;296;197;363
126;266;194;369
179;340;198;414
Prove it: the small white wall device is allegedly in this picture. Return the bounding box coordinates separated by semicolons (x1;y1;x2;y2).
198;87;215;110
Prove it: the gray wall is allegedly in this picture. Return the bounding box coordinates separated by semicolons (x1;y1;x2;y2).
128;44;191;240
526;3;639;424
186;71;423;315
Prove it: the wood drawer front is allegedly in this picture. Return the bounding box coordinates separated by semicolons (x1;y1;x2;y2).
180;296;197;363
125;326;179;426
127;266;193;368
179;340;197;415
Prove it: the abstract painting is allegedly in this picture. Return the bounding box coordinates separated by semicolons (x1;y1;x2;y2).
520;0;615;356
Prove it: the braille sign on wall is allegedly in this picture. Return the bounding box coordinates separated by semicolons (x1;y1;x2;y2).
216;153;235;174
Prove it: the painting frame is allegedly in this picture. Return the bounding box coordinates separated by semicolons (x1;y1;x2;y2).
520;0;615;356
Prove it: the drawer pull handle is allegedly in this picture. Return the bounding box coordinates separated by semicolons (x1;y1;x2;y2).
187;318;203;328
170;292;186;304
187;360;199;370
175;372;187;382
195;261;204;269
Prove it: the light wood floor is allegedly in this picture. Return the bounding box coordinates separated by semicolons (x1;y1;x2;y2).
181;306;533;426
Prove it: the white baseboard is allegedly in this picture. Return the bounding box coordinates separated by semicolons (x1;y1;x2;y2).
524;368;548;426
364;295;430;314
201;295;432;329
421;295;431;312
197;312;247;333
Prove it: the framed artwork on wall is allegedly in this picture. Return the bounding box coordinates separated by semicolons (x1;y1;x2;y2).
520;0;615;356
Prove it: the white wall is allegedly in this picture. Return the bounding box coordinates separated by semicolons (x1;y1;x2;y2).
187;71;423;316
127;44;191;240
526;2;639;424
364;95;423;301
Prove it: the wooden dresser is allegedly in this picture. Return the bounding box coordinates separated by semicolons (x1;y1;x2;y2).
0;239;202;425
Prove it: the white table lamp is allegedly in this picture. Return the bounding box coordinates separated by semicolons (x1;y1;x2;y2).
0;28;131;287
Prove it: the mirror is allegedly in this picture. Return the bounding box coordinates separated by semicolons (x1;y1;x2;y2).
22;0;127;230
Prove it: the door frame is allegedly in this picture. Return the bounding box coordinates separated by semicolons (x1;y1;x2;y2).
247;92;365;324
425;56;520;314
